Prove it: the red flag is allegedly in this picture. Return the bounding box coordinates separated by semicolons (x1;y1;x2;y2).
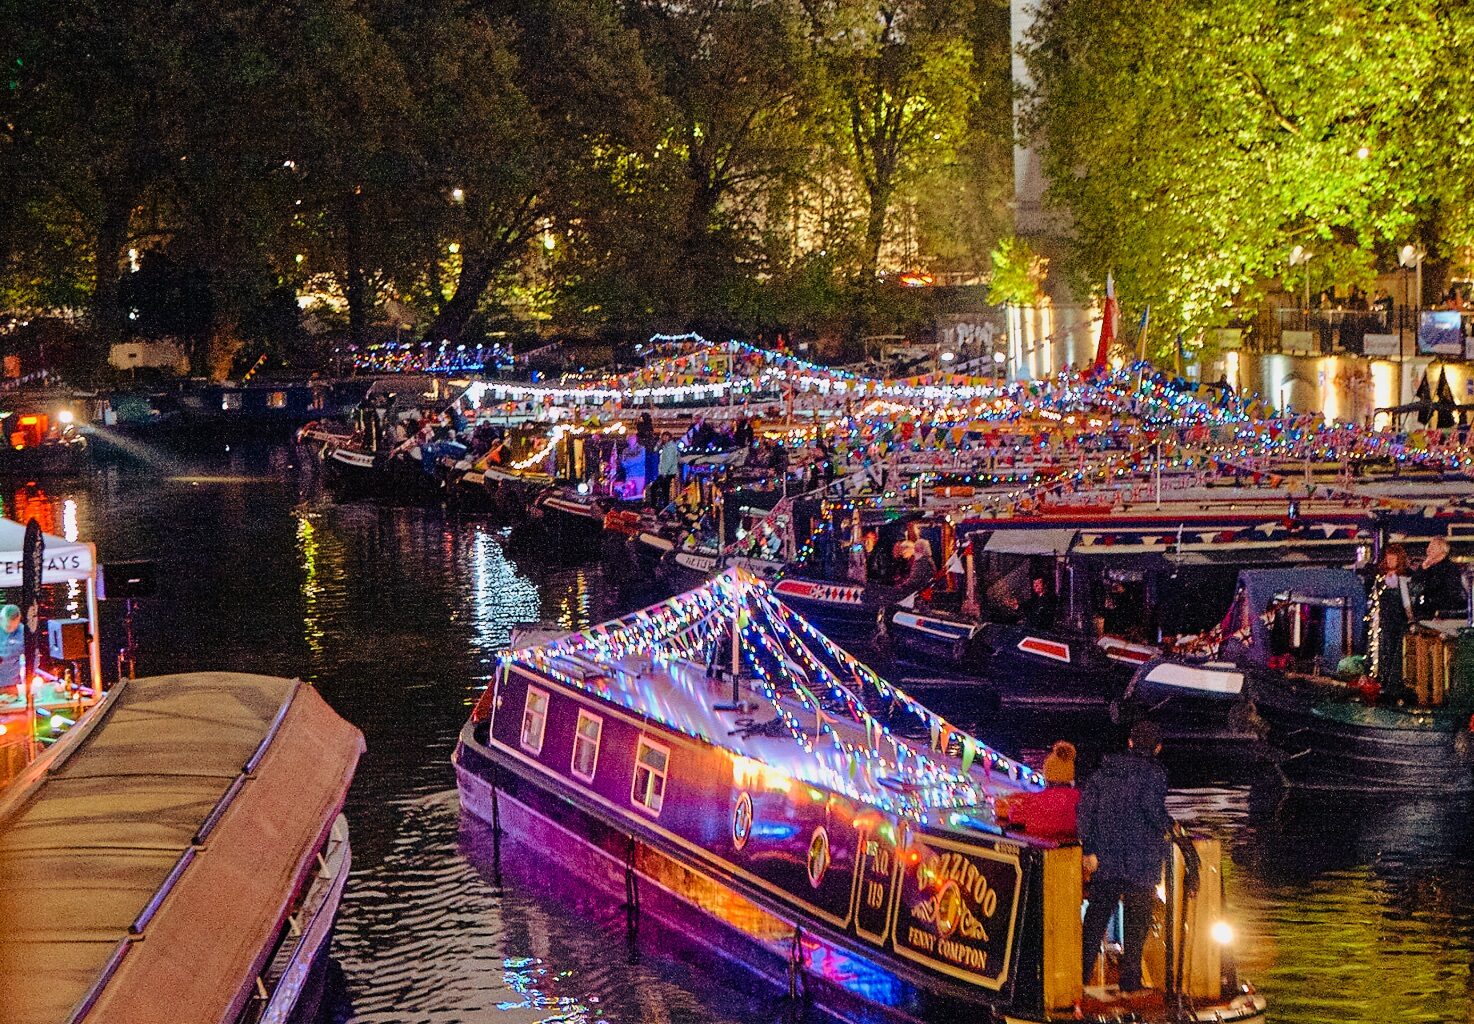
1093;271;1119;371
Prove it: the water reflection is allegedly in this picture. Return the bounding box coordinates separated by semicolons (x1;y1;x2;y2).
6;448;1472;1024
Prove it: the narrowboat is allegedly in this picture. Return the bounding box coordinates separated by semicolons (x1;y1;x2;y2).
1131;567;1474;790
0;672;364;1024
878;504;1450;721
454;570;1266;1023
0;402;89;476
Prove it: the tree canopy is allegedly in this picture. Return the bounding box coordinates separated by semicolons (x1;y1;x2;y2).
1021;0;1474;347
1;0;1010;369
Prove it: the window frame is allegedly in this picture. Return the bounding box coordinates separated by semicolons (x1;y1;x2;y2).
520;686;550;755
570;709;604;782
630;736;671;816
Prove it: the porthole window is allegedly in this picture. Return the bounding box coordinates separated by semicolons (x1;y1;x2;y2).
731;792;753;851
807;826;831;888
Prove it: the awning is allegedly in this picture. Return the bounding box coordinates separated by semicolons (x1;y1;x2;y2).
0;517;94;586
982;528;1078;556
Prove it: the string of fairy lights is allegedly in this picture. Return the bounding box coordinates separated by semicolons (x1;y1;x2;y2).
503;568;1042;820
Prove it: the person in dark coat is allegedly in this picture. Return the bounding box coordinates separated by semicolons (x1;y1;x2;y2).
1414;537;1465;619
1374;544;1413;692
1078;719;1174;993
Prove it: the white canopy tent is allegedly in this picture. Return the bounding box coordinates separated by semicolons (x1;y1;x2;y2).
0;517;101;692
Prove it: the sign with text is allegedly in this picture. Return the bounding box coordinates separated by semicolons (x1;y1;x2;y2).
891;835;1022;990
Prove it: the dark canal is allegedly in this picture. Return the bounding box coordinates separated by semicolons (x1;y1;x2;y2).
30;442;1474;1023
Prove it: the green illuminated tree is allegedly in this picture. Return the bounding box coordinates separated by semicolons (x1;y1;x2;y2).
803;0;978;284
1020;0;1474;348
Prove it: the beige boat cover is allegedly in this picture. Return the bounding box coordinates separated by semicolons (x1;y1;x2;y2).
0;672;363;1024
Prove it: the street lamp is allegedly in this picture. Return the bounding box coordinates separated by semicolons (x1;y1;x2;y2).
1399;244;1424;387
1289;245;1314;314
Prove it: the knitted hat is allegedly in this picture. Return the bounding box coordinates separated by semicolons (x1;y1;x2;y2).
1042;740;1076;785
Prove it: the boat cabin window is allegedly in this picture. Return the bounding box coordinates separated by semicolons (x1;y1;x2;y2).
631;737;670;815
571;710;603;781
978;554;1059;628
520;687;550;754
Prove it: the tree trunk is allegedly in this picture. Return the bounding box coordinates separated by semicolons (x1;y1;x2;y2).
682;171;722;315
91;198;131;350
206;318;243;381
860;182;891;285
345;187;368;349
420;255;497;345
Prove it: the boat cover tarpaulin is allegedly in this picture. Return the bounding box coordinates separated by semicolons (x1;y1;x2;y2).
0;672;363;1024
0;517;93;586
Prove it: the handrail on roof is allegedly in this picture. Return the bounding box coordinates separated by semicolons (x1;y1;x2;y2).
245;679;302;774
65;934;136;1024
65;679;305;1024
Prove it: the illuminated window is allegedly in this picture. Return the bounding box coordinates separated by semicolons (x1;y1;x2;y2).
520;687;549;754
631;737;669;815
267;391;287;409
221;392;242;411
570;710;602;781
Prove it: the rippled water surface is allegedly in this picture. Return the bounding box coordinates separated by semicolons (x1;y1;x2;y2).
35;443;1474;1023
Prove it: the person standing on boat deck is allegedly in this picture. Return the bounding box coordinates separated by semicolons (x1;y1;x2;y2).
655;432;681;510
1373;544;1414;693
1005;741;1079;842
0;605;23;693
1414;538;1465;619
1078;719;1174;994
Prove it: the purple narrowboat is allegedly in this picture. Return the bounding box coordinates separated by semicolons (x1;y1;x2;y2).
454;570;1267;1023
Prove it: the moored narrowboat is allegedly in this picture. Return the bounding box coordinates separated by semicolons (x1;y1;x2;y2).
454;570;1266;1022
0;672;364;1024
1127;567;1474;788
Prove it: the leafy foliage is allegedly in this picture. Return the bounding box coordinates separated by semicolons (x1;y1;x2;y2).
1021;0;1474;348
987;235;1047;306
1;0;1012;363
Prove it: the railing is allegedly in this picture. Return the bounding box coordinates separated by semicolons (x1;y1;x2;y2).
1221;306;1474;357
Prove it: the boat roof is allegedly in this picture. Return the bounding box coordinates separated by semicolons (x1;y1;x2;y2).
503;570;1041;825
0;672;363;1024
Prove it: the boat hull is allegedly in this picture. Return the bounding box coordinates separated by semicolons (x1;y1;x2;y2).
1258;695;1474;792
767;576;886;644
888;617;1133;712
457;749;915;1024
322;447;441;506
454;707;1264;1024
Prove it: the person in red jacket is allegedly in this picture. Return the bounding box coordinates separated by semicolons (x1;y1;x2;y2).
1005;741;1080;842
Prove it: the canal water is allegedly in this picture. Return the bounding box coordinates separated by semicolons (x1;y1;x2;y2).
28;443;1474;1023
